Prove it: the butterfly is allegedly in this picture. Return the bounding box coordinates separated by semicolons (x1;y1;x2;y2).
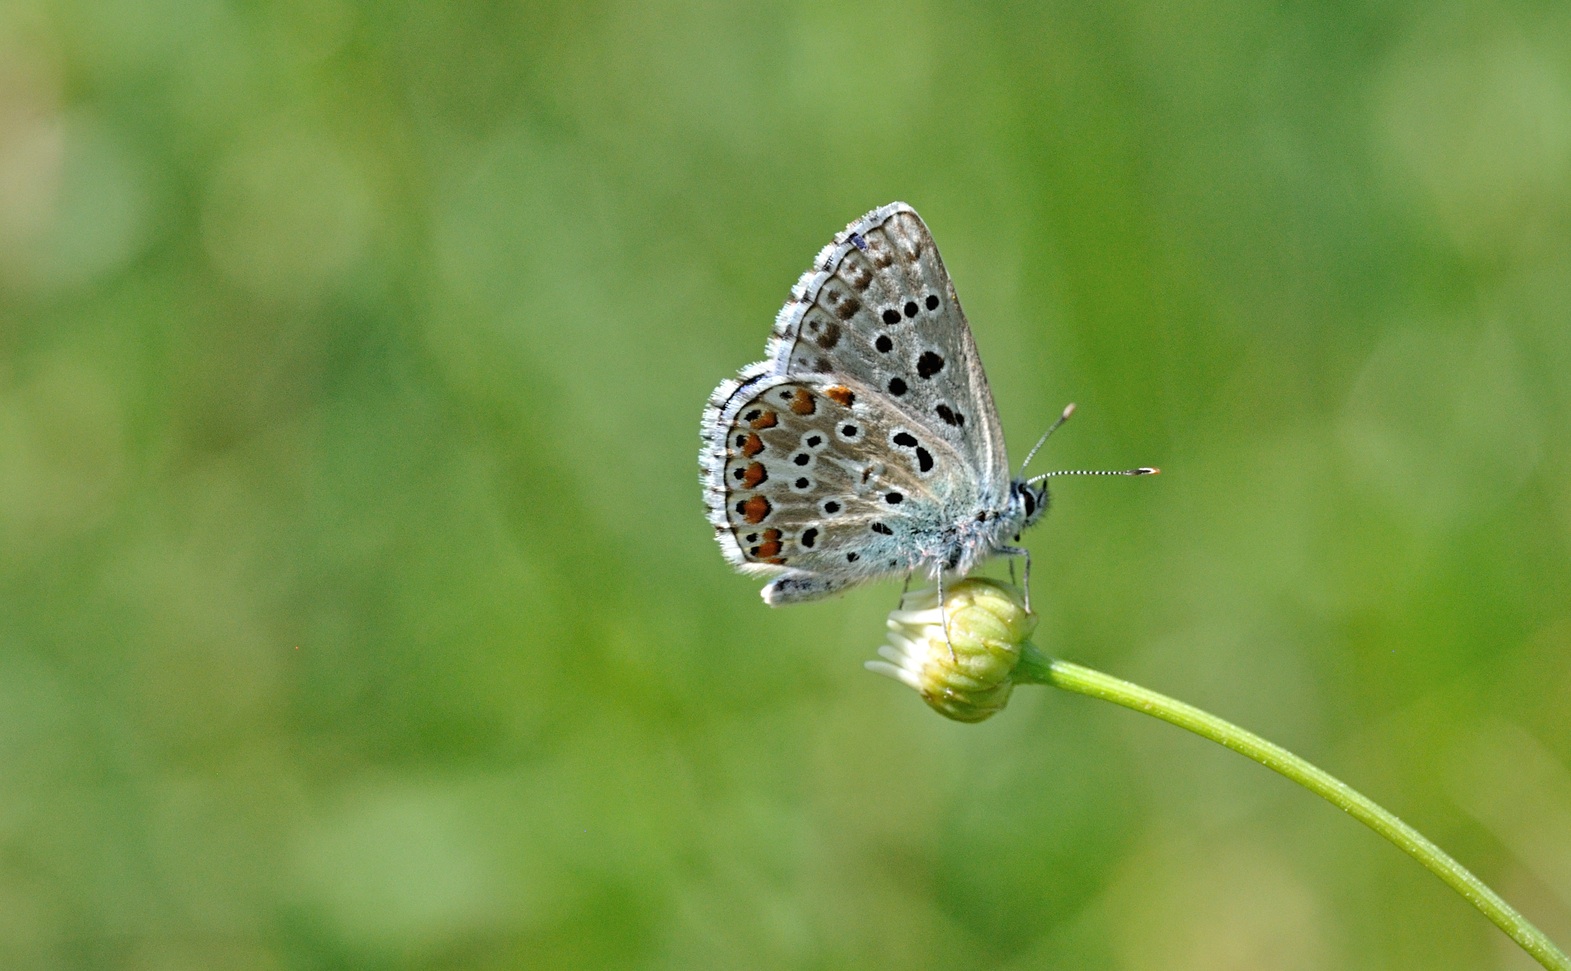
700;203;1154;608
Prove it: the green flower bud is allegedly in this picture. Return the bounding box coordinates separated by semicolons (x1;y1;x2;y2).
866;578;1037;723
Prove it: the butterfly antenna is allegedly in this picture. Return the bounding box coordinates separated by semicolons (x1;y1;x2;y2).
1018;403;1077;475
1027;467;1160;484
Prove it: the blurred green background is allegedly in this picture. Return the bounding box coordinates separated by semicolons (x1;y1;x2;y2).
2;0;1569;968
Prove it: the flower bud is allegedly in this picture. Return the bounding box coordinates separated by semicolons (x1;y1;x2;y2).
866;578;1037;722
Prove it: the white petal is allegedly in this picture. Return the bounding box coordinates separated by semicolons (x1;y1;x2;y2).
865;660;923;690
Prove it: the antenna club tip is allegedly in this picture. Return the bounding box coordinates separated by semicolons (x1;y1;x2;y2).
1139;467;1160;475
1062;403;1077;419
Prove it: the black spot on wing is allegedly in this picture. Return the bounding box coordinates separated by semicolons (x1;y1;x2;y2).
824;289;860;320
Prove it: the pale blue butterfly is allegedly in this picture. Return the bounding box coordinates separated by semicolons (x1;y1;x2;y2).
700;203;1155;609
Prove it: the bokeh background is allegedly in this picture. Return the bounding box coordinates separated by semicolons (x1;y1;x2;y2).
2;0;1570;968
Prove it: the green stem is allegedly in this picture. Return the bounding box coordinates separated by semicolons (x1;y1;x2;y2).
1013;648;1571;971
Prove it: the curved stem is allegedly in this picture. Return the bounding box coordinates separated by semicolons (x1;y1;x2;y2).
1013;648;1570;971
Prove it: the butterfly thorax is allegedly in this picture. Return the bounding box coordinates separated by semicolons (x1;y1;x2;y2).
929;478;1045;577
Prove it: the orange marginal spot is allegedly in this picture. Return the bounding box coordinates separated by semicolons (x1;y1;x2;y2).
741;433;764;457
789;388;816;415
749;410;778;430
824;385;855;407
742;462;768;487
740;495;771;524
752;530;784;561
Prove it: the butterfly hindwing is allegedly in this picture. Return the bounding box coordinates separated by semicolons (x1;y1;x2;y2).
702;376;978;596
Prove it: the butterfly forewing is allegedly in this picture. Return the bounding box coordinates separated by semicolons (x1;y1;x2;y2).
766;204;1011;502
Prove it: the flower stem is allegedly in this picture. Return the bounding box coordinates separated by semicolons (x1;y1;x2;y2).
1013;648;1571;971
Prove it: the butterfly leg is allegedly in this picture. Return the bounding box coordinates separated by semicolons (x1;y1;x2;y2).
997;545;1033;612
899;571;913;608
934;569;957;661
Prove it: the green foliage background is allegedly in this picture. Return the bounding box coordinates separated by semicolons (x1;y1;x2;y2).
2;1;1569;968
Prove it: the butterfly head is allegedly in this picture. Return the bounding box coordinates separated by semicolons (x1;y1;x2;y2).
1011;478;1049;531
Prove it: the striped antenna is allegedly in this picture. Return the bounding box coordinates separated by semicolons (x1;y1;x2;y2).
1020;402;1160;482
1018;403;1077;474
1028;467;1159;484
